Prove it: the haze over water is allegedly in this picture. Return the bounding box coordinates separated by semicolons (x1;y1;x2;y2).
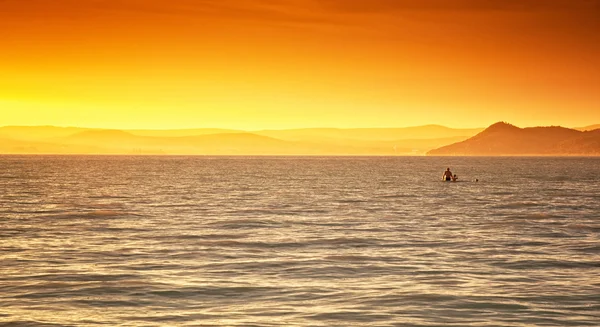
1;156;599;326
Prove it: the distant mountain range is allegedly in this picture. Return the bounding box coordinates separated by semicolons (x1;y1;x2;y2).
575;124;600;131
0;125;482;155
427;122;600;156
1;123;599;155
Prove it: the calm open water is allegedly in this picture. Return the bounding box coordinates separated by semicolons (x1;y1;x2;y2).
1;156;599;326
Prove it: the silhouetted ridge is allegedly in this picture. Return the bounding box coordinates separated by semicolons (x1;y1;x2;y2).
427;122;600;155
484;121;520;133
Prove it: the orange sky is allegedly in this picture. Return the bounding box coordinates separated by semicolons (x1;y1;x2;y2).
1;0;599;129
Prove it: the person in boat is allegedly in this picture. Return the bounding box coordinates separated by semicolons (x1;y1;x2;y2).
442;168;453;181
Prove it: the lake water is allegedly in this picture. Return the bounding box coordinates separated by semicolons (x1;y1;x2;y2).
1;156;599;326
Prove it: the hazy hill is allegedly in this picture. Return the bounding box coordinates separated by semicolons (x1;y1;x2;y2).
0;126;244;141
64;129;138;140
170;133;300;154
254;125;483;141
0;126;91;141
54;130;394;155
252;126;482;154
0;136;112;154
0;124;484;155
127;128;241;137
427;122;600;155
575;124;600;131
57;130;296;154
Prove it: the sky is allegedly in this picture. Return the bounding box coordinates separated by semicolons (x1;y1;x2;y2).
1;0;599;130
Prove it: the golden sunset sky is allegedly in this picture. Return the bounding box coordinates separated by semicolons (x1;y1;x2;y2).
1;0;599;129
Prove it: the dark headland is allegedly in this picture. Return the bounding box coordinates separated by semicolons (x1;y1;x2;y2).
427;122;600;156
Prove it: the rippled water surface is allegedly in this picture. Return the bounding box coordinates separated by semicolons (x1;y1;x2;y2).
1;156;599;326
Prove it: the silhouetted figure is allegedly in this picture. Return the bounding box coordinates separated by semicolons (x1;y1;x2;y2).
443;168;453;181
452;174;458;182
